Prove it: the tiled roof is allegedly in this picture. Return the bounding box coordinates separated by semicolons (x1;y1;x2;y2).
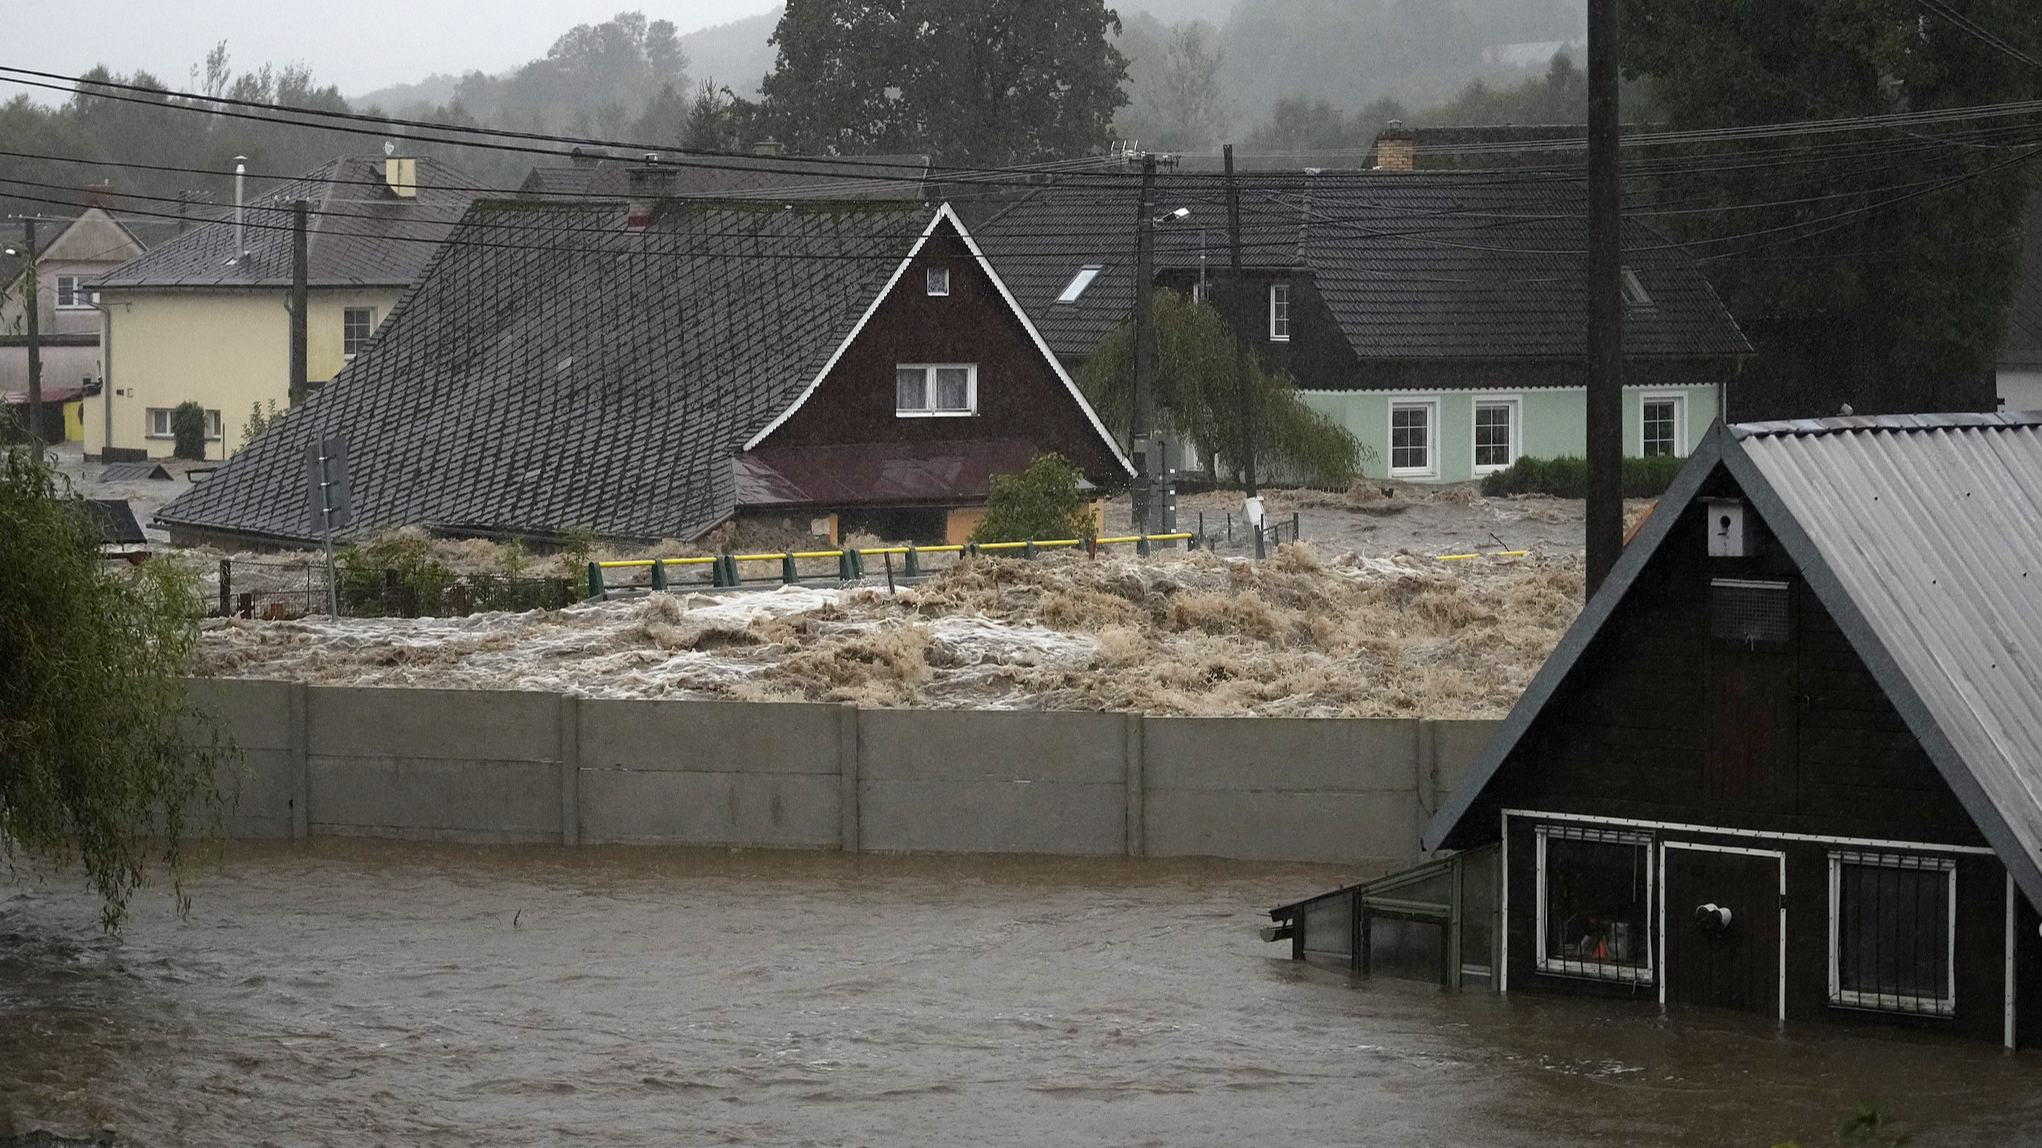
970;170;1751;369
518;152;932;201
1365;124;1594;170
156;198;937;545
2002;188;2042;367
93;156;487;290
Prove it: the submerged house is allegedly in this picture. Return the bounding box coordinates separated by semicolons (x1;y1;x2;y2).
155;197;1129;549
1273;413;2042;1047
970;171;1751;483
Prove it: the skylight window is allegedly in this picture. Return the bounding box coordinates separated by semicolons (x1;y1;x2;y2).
1055;264;1104;304
1620;266;1654;308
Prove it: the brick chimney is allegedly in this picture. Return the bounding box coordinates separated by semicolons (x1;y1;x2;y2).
1374;121;1415;171
626;156;677;230
385;157;417;198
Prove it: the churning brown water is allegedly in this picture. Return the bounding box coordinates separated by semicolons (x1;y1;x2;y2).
3;841;2039;1147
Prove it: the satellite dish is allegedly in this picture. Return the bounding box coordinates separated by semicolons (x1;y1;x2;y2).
383;140;396;157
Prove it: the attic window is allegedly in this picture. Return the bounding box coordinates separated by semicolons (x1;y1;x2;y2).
1055;265;1104;304
1710;579;1790;645
926;266;950;296
1620;266;1653;309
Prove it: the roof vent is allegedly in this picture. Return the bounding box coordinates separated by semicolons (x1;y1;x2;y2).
385;157;417;198
751;138;785;157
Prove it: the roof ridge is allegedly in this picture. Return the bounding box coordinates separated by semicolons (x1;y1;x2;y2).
1731;412;2042;437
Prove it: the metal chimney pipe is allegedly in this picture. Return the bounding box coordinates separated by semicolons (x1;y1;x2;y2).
234;156;247;259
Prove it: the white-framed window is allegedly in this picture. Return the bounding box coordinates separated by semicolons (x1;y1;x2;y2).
145;407;223;440
343;307;375;359
1620;266;1654;309
1828;852;1957;1017
1472;397;1520;474
1388;399;1437;477
1268;282;1291;341
895;363;976;417
1536;824;1655;984
1641;394;1684;458
55;275;95;308
925;266;950;296
1055;264;1103;304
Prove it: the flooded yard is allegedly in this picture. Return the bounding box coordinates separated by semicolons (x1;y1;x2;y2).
3;841;2038;1146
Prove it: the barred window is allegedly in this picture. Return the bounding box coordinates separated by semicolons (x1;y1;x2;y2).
1830;853;1955;1016
1538;825;1653;983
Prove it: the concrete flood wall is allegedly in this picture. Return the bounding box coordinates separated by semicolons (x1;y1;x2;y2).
190;680;1499;866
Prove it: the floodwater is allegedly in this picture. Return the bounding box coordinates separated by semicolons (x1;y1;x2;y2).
4;842;2039;1147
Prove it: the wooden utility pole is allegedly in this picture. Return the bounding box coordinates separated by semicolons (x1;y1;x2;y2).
1131;153;1159;532
21;217;41;446
1224;144;1257;500
289;199;309;407
1584;0;1624;596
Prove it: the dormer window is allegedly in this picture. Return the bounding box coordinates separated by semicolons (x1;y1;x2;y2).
1055;265;1103;304
1269;283;1291;342
926;266;950;296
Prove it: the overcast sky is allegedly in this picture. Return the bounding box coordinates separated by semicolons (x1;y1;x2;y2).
11;0;781;103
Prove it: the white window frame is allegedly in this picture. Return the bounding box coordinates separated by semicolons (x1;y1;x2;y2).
925;266;950;297
1268;282;1291;342
1620;266;1654;309
1535;823;1656;985
894;362;977;418
145;407;223;440
55;275;94;309
1055;264;1103;304
1827;851;1958;1017
1640;393;1685;459
343;307;375;360
1388;397;1438;479
1471;395;1520;475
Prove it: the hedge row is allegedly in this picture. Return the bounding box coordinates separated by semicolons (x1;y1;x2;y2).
1478;454;1688;499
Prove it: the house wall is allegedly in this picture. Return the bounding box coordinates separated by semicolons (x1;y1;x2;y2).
1998;367;2042;413
1300;384;1721;483
1462;472;2018;1041
81;288;398;459
757;227;1124;485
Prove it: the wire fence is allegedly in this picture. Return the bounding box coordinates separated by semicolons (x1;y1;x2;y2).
213;556;574;620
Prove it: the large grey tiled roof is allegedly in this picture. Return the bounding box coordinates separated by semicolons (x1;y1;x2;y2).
970;170;1751;369
94;156;487;290
156;198;934;545
518;152;932;201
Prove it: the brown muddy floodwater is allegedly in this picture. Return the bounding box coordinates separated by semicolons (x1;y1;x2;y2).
3;841;2040;1147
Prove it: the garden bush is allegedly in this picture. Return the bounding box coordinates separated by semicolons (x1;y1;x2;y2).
1478;454;1688;499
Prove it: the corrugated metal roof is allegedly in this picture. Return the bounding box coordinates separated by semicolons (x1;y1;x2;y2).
1738;414;2042;887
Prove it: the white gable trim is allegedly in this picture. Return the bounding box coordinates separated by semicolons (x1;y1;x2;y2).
742;203;1136;476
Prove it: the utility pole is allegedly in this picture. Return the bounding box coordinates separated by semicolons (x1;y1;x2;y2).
1131;153;1159;533
1224;145;1257;503
21;217;41;446
1584;0;1624;596
289;199;309;407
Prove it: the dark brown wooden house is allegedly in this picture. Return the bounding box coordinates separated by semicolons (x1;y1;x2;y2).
157;200;1129;549
1275;413;2042;1047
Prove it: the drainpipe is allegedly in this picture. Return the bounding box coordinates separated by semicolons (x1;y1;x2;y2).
88;296;113;457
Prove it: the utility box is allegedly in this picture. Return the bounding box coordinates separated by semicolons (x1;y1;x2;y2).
1706;498;1746;557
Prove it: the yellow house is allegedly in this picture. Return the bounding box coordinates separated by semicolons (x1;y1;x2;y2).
83;155;484;459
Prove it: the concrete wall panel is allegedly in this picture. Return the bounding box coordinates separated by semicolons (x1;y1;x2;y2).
187;677;293;749
219;748;295;838
1146;788;1422;865
580;698;839;774
1144;717;1419;793
579;769;840;846
858;709;1125;782
859;778;1126;855
307;686;559;763
308;755;561;842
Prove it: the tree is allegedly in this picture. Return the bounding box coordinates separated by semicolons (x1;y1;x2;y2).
757;0;1129;165
1080;290;1367;486
171;401;207;461
0;447;226;928
1117;17;1232;152
1621;0;2042;418
968;453;1098;544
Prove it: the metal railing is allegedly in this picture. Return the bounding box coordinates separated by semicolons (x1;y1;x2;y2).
587;533;1200;600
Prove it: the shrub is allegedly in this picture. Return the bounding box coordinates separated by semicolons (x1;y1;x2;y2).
1479;454;1688;499
170;401;208;460
969;453;1098;544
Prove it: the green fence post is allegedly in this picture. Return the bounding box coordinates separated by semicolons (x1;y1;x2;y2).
838;550;856;582
782;552;799;584
1024;540;1037;559
850;549;865;579
905;545;920;578
1137;534;1150;557
650;558;668;591
966;542;980;558
586;562;605;600
711;555;732;587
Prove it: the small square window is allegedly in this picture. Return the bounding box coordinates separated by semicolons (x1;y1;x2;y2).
343;307;375;358
56;276;94;308
895;363;975;416
1269;283;1291;341
144;407;222;440
1829;852;1955;1016
1642;396;1683;458
1389;401;1434;476
1538;826;1654;983
925;266;950;296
